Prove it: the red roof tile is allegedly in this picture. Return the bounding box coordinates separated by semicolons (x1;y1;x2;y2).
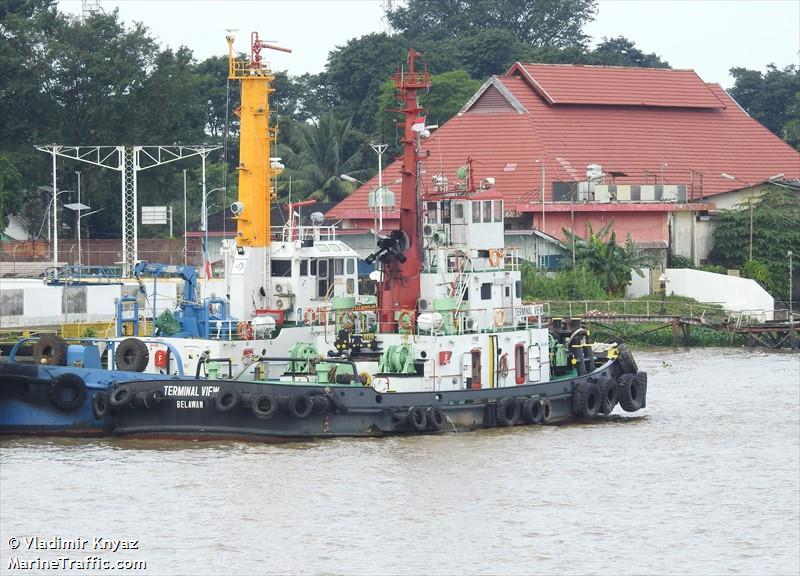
511;63;724;108
327;63;800;221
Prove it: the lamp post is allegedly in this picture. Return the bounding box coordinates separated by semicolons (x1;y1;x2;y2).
370;144;388;231
65;202;103;266
721;172;754;260
202;186;226;278
789;250;794;327
535;159;545;233
183;169;188;266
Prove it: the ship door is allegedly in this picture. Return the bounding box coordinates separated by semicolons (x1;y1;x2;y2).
501;283;513;325
461;350;481;389
527;343;542;382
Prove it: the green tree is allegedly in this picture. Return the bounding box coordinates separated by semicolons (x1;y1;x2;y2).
728;64;800;149
590;36;670;68
708;188;800;298
387;0;597;48
277;113;368;203
0;154;22;231
562;220;652;295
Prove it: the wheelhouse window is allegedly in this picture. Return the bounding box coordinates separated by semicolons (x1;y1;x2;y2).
472;201;481;223
346;258;355;275
271;260;291;277
493;200;503;222
480;283;492;300
482;200;492;222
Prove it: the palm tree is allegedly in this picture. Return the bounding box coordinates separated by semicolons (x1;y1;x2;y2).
562;220;653;295
277;112;368;203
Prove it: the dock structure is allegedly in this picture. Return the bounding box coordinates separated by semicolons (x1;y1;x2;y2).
543;300;799;350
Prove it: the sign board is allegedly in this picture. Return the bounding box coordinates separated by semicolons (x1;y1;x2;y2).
142;206;168;225
513;304;544;319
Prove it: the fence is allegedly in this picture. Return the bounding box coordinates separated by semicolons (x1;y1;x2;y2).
0;238;205;274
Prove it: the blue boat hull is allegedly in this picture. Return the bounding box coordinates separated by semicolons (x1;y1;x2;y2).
0;362;180;436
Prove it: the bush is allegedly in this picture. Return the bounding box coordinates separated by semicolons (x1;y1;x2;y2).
521;263;607;300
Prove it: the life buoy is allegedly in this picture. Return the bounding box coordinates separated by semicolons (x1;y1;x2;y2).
92;391;110;420
288;394;313;419
408;405;427;431
398;310;415;330
115;338;149;372
496;396;520;426
303;308;317;325
215;387;240;412
497;353;509;379
236;321;254;340
488;249;504;267
493;308;505;327
251;393;277;419
48;373;86;412
33;335;68;366
109;384;133;408
572;382;600;418
426;406;445;431
522;398;544;424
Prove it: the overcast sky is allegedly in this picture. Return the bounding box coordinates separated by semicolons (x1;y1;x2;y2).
58;0;799;88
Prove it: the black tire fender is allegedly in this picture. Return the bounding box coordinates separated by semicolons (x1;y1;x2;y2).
634;371;648;409
522;398;544;424
617;373;644;412
408;405;426;431
288;394;313;419
215;387;240;412
251;394;278;420
48;373;86;412
92;391;110;419
109;384;133;408
115;338;150;372
33;335;68;366
599;377;619;415
572;382;601;418
426;406;445;431
496;396;520;426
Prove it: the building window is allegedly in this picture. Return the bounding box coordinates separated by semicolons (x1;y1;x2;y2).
271;260;291;277
515;280;521;298
481;283;492;300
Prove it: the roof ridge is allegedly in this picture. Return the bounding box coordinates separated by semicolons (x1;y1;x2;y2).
515;62;697;73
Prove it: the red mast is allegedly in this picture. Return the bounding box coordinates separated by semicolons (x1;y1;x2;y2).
377;49;431;330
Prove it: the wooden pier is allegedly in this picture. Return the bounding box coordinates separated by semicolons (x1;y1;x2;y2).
543;300;799;350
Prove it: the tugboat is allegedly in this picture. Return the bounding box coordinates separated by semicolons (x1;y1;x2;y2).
106;32;364;377
110;48;648;440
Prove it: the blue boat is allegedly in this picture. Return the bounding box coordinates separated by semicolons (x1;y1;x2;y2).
0;336;191;436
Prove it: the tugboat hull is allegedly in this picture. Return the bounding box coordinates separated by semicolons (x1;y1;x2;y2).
111;350;646;440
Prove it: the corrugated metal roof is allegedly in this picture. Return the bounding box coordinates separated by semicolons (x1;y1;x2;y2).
327;63;800;220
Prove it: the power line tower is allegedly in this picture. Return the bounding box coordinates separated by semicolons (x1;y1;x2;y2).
81;0;101;19
381;0;395;34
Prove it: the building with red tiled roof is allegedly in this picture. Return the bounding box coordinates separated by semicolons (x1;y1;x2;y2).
328;62;799;268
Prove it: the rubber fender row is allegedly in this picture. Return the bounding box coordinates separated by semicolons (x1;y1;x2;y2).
572;371;647;418
213;387;343;421
393;405;446;432
496;397;553;426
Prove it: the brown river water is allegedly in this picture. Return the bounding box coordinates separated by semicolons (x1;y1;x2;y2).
1;349;798;576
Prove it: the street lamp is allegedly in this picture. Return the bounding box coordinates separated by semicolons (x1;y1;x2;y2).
721;172;755;260
789;250;794;330
202;186;225;278
64;203;103;266
36;186;72;270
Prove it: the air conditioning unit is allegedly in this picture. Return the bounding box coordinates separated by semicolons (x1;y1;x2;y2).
274;281;293;295
418;298;430;311
464;317;476;331
273;296;293;310
423;224;436;237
